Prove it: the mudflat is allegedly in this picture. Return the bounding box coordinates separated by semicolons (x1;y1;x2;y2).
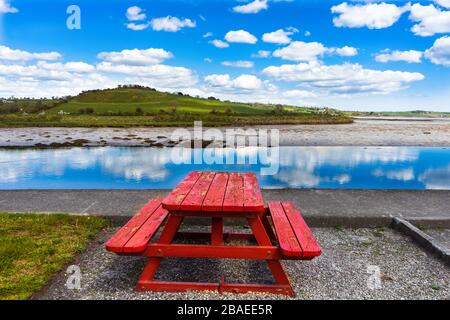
0;119;449;147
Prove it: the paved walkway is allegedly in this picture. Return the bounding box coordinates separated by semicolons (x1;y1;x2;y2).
1;189;449;226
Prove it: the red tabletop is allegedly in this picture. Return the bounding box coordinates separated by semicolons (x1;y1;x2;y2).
162;171;265;213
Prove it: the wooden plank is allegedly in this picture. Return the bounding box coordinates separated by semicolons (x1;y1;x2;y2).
162;171;202;210
268;201;302;257
222;172;244;212
202;172;229;212
180;171;216;211
105;198;163;253
123;205;169;253
281;202;322;258
243;172;265;213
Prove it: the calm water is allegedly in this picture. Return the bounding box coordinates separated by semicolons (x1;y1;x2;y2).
0;146;449;190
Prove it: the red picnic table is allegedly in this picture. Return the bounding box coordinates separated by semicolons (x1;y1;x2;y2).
106;171;321;296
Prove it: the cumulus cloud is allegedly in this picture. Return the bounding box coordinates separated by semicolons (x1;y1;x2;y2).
149;16;196;32
0;46;61;61
233;0;268;14
97;48;173;66
409;3;450;37
204;74;265;90
209;39;230;48
334;46;358;57
225;30;258;44
0;0;17;13
331;2;410;29
203;32;213;38
221;60;254;68
434;0;450;9
262;28;298;44
282;90;317;98
0;45;197;97
424;36;450;66
262;61;424;95
126;6;146;21
126;23;149;31
272;41;328;62
375;49;423;63
252;50;271;58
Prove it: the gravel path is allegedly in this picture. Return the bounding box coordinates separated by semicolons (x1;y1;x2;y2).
2;119;450;147
35;227;450;300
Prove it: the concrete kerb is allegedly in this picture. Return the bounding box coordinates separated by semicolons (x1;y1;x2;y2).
391;217;450;267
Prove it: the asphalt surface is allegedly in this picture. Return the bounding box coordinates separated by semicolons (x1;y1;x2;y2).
1;190;449;227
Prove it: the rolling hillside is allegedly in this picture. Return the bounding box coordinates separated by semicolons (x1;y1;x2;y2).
0;86;352;127
48;86;333;116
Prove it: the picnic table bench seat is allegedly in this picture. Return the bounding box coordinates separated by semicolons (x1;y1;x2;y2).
267;201;321;259
106;198;168;254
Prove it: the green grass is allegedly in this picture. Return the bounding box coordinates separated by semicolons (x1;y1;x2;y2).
0;213;106;300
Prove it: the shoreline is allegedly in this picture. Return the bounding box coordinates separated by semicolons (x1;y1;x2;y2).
1;119;450;147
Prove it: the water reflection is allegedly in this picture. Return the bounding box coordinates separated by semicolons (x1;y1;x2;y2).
0;146;449;190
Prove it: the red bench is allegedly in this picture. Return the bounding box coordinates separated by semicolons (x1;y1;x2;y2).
268;201;321;259
106;198;168;254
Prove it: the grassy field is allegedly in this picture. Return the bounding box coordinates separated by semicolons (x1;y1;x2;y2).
0;213;106;300
0;86;352;126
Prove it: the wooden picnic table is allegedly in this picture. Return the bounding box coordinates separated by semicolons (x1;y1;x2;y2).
106;171;321;296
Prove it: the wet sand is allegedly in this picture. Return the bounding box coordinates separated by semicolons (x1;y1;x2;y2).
0;119;449;147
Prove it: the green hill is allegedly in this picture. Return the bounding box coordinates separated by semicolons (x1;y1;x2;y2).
0;86;352;127
49;86;323;116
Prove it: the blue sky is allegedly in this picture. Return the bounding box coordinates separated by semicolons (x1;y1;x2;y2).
1;0;450;111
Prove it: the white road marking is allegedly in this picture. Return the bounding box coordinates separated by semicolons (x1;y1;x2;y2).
81;201;97;213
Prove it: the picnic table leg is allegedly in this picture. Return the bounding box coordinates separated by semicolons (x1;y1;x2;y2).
136;215;184;290
211;218;224;245
247;215;295;297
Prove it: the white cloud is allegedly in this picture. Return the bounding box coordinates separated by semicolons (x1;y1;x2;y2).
209;39;230;48
252;50;271;58
97;48;173;66
222;60;254;68
304;31;311;37
334;46;358;57
0;46;61;61
434;0;450;9
0;0;17;13
126;22;149;31
0;45;198;98
331;2;410;29
204;58;213;63
225;30;258;44
272;41;328;62
262;61;424;95
205;74;264;90
409;3;450;37
424;36;450;66
126;6;146;21
282;90;317;98
233;0;268;14
262;28;298;44
149;16;196;32
203;32;213;38
375;49;423;63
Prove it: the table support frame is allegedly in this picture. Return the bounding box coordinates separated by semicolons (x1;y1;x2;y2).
135;212;295;297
